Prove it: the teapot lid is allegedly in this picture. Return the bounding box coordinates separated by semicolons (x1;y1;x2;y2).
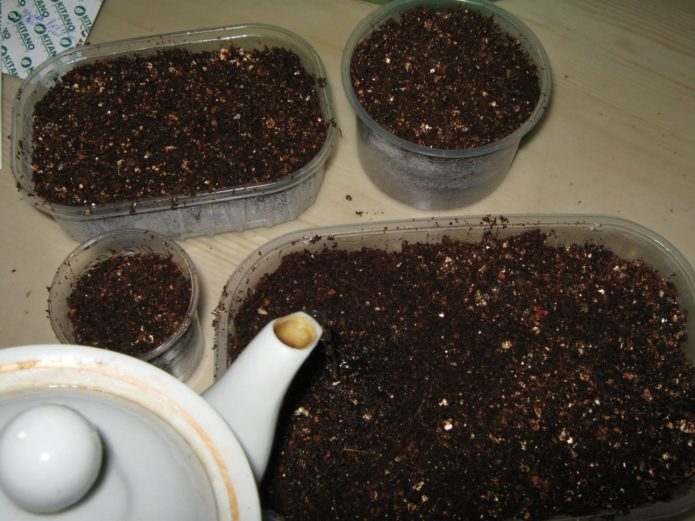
0;345;261;521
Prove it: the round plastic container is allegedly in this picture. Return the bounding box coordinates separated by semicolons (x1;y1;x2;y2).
341;0;552;210
48;229;203;381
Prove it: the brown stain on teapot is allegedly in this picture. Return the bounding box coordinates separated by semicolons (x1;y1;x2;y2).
0;359;42;373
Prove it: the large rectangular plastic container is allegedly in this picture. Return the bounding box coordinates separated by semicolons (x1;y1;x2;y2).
11;25;336;241
216;214;695;521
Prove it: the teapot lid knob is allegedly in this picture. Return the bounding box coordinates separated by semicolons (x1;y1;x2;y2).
0;404;103;513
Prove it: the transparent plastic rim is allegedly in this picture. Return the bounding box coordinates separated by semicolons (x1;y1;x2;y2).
13;24;336;220
341;0;552;159
49;229;199;362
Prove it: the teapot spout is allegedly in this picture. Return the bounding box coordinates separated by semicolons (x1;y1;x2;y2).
203;312;322;483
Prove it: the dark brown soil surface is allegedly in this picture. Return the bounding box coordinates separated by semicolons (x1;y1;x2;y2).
229;230;694;520
67;253;190;356
31;46;328;207
350;7;541;149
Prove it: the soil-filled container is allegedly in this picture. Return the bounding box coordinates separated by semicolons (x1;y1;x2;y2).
12;25;335;241
342;0;551;209
49;229;203;381
215;215;695;521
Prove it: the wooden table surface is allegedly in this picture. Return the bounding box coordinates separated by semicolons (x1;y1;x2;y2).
1;0;694;398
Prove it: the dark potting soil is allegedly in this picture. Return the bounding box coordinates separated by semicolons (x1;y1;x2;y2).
31;46;328;207
67;253;190;357
350;7;541;149
229;230;694;520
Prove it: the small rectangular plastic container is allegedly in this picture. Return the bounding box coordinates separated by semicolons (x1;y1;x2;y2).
216;214;695;521
11;25;336;241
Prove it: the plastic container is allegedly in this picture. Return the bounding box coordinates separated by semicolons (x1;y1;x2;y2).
215;214;695;520
12;25;336;241
49;229;203;382
341;0;552;210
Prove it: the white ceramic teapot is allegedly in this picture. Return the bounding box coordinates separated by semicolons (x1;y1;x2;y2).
0;311;322;521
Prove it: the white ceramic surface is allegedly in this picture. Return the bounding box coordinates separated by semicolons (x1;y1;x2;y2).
0;312;322;521
204;313;321;482
0;404;102;514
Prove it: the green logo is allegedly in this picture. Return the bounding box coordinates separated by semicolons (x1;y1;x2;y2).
74;5;86;16
34;23;47;35
20;56;32;68
8;11;22;23
60;36;71;48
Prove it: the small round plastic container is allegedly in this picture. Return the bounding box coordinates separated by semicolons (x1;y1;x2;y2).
341;0;552;210
12;25;336;241
49;229;203;382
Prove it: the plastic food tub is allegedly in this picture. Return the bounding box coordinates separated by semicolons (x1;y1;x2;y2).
215;214;695;520
342;0;552;210
12;25;336;241
49;229;203;382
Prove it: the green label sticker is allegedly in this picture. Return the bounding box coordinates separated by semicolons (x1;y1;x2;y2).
73;4;92;31
2;0;104;78
1;44;20;76
34;23;57;56
2;45;19;76
52;1;76;32
8;10;37;51
33;0;50;17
